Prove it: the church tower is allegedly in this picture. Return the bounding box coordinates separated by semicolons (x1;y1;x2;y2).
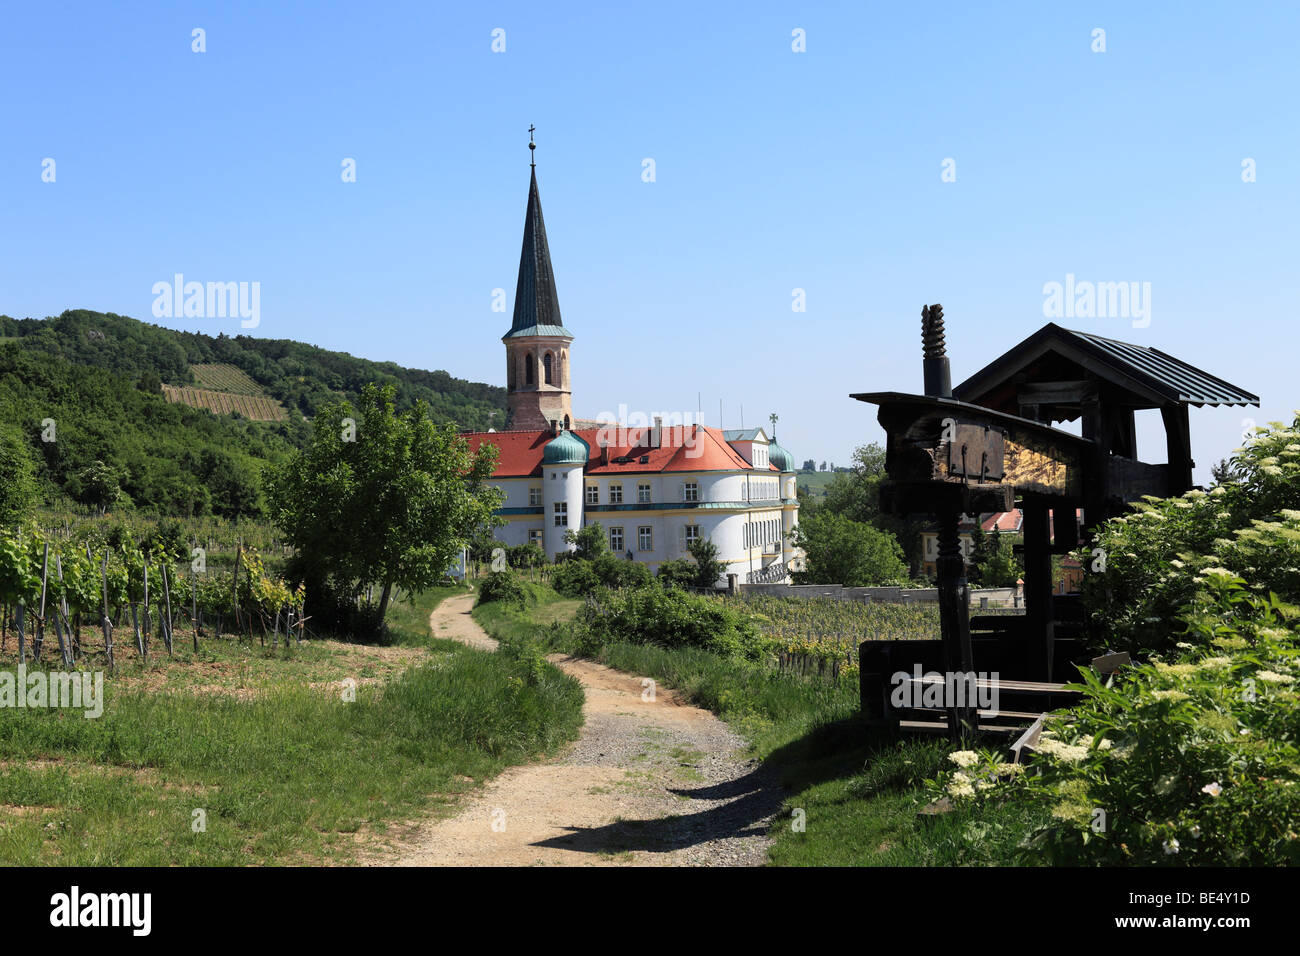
503;132;574;430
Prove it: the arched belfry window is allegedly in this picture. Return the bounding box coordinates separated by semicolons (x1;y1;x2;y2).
543;352;554;385
525;353;535;385
564;414;571;430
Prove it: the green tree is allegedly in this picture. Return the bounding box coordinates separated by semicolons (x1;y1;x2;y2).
687;537;727;588
0;423;38;523
967;527;1021;588
790;511;907;586
563;521;608;560
269;383;502;633
70;460;121;514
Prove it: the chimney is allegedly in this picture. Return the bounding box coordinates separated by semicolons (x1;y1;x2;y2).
651;416;662;449
599;436;609;466
921;303;952;398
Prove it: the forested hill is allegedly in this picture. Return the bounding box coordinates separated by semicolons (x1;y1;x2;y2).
0;309;507;425
0;309;507;519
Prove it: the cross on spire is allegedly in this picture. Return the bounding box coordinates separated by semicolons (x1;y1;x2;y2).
528;124;536;168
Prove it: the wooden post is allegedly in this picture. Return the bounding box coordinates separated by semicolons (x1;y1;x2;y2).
53;613;72;669
15;601;26;664
141;561;151;659
935;509;976;740
161;562;174;655
231;543;243;634
101;551;114;670
1161;403;1194;496
1021;502;1053;681
55;555;71;662
131;604;145;659
191;564;199;652
36;541;49;662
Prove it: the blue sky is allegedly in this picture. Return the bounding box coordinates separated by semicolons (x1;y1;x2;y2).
1;1;1296;481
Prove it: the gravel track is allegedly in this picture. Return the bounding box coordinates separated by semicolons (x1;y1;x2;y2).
375;592;782;867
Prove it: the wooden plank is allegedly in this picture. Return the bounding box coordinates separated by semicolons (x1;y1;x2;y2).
1010;714;1047;763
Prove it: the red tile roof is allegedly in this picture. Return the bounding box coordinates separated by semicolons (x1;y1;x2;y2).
977;508;1083;534
463;424;778;478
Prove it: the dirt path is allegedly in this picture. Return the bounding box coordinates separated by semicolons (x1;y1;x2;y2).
376;592;782;866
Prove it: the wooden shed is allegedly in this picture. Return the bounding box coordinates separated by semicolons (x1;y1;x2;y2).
853;308;1258;737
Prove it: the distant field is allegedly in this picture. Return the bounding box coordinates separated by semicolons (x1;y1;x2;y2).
795;469;838;500
190;362;263;394
162;384;288;421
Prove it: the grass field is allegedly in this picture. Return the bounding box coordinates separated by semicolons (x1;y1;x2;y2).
161;384;289;422
189;363;263;394
0;588;584;865
793;470;839;501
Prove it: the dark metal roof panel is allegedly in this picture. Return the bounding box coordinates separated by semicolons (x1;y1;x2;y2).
1066;328;1259;407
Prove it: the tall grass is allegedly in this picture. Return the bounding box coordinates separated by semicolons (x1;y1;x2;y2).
0;590;583;865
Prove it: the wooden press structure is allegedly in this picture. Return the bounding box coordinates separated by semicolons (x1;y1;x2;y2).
854;306;1258;738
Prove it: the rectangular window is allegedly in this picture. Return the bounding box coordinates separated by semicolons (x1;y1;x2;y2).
610;527;624;552
684;481;698;502
554;502;567;527
685;524;701;546
528;529;542;546
609;483;623;504
529;486;542;506
637;483;651;503
638;526;653;551
586;485;599;505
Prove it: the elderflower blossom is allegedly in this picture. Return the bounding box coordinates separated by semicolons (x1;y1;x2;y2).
1202;781;1223;797
1256;670;1294;685
1151;689;1190;702
1197;656;1232;671
947;750;980;768
946;772;976;798
1037;738;1089;762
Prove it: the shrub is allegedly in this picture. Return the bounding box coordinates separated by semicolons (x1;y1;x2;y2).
1084;415;1300;657
790;511;908;586
592;552;652;590
476;570;528;609
656;559;697;590
507;543;546;569
932;577;1300;865
551;559;601;598
687;538;728;589
576;585;762;658
563;521;607;560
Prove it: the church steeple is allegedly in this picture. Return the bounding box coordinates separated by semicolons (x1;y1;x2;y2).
502;128;575;431
504;164;571;338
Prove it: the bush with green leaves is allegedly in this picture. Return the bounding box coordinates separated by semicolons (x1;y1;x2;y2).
551;559;602;598
507;543;547;569
930;575;1299;865
790;511;908;587
592;553;652;590
1084;414;1300;657
576;584;763;658
476;570;529;610
656;558;697;590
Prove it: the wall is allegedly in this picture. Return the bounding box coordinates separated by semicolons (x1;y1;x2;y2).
735;583;1020;606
